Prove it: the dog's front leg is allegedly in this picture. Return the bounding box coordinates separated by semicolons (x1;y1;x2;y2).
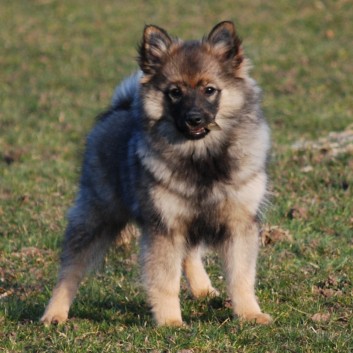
140;232;185;326
219;217;272;325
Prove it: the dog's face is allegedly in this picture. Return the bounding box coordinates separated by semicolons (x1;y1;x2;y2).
138;21;247;141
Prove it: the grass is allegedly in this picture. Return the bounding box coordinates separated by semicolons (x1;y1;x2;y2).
1;0;352;352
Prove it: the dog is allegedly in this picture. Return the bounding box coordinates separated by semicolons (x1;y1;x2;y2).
41;21;272;327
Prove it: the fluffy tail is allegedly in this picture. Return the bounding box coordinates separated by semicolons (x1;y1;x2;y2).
111;71;142;110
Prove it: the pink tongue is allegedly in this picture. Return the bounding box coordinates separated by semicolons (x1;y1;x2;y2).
192;127;204;134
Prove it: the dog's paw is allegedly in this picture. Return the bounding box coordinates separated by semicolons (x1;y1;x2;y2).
161;319;185;327
193;286;220;299
40;311;68;326
208;287;220;298
155;316;184;327
239;312;272;325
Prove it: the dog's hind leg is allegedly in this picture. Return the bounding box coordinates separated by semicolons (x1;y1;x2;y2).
41;206;128;326
183;246;219;298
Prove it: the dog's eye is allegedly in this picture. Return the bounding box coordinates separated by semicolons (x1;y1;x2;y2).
169;87;183;100
204;86;217;96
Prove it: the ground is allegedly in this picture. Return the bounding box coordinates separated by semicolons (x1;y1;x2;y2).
0;1;352;352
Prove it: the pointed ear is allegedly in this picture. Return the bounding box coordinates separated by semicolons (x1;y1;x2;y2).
138;25;173;75
207;21;243;66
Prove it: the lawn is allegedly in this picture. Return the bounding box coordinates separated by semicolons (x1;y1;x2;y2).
1;0;352;352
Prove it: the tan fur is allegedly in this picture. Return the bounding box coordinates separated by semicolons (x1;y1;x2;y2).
41;268;82;326
41;236;114;325
183;246;219;298
140;233;185;326
143;90;164;123
217;201;272;324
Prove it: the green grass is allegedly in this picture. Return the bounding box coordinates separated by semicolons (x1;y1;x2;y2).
1;0;352;352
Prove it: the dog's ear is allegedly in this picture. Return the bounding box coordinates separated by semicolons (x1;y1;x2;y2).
138;25;173;75
207;21;243;67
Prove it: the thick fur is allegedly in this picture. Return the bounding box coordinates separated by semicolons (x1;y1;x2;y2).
41;21;272;326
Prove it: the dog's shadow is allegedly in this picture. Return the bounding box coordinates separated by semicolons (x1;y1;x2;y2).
71;295;152;326
5;292;231;328
3;293;151;326
69;292;230;326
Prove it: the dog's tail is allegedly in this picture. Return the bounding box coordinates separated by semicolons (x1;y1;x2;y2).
111;71;142;111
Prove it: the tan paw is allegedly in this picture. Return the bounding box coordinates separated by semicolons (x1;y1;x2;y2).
164;319;184;327
239;312;273;325
40;312;68;326
192;287;220;299
155;317;184;327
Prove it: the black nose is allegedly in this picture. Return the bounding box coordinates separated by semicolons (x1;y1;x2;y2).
185;112;204;127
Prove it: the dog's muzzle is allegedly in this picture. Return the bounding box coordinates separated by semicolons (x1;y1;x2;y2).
184;112;221;139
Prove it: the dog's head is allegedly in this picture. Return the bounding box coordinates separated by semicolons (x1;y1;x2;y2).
138;21;249;141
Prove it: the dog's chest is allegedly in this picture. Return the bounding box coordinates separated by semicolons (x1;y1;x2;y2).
174;152;233;189
186;211;230;245
149;179;233;241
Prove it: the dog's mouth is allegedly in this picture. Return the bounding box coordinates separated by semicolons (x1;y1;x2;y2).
188;126;209;138
185;122;221;140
